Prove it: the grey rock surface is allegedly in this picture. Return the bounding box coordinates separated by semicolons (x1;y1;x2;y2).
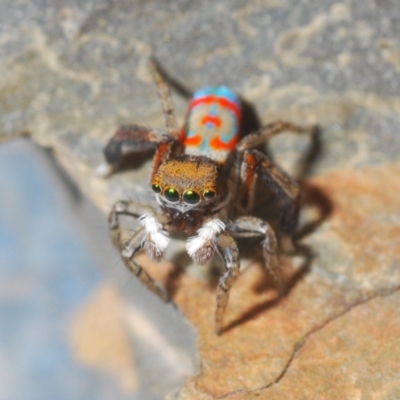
1;0;399;178
1;0;400;399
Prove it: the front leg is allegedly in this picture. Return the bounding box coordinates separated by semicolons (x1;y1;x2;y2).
109;200;170;301
215;233;240;335
227;216;281;291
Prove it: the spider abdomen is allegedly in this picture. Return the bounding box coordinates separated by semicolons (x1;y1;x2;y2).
181;86;242;163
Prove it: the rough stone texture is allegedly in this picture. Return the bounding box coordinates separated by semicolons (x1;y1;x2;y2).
175;165;400;398
1;0;400;398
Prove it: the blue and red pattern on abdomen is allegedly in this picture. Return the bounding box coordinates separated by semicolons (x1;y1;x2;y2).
180;86;242;163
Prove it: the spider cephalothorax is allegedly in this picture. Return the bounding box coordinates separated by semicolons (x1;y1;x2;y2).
100;61;316;334
151;156;228;234
152;156;227;210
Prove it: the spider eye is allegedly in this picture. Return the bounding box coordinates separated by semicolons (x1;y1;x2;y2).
152;184;161;193
203;189;216;200
183;190;200;204
165;188;180;202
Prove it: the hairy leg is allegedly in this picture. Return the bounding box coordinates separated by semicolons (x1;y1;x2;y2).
109;200;170;301
236;120;317;151
238;149;300;245
215;233;240;335
227;216;282;291
97;125;169;176
235;121;317;237
149;58;179;137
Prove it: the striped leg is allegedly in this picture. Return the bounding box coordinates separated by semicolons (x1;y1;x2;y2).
236;121;317;240
215;233;240;335
236;121;316;151
149;58;179;136
228;216;281;291
238;149;300;244
108;200;170;301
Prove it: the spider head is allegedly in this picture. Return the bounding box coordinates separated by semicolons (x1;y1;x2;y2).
151;156;227;214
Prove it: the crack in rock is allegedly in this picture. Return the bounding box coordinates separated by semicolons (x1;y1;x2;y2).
216;284;400;399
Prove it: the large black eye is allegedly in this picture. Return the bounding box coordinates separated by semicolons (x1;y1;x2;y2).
165;188;180;202
203;189;216;200
183;190;200;204
152;184;161;193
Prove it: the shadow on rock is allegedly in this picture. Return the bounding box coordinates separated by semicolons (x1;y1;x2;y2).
221;243;314;335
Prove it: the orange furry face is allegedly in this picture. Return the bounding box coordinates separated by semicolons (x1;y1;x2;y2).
151;159;224;206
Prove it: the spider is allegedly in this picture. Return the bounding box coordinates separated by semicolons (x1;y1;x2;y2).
98;61;316;334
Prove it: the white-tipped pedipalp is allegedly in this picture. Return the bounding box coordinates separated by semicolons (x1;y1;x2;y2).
186;219;225;258
139;214;170;252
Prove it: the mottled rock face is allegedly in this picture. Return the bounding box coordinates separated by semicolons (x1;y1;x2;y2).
1;0;400;398
175;165;400;397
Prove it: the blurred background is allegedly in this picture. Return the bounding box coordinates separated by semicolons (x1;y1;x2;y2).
0;140;196;400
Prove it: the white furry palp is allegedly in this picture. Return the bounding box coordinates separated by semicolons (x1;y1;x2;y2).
186;219;225;264
139;214;170;260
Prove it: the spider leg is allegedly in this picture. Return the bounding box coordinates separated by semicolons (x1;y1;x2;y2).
227;216;281;291
97;125;171;176
236;120;316;151
238;149;300;246
149;58;179;137
235;121;316;210
108;199;154;247
215;233;240;335
109;200;170;301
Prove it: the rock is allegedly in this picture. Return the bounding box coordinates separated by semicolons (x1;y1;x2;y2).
1;0;400;398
